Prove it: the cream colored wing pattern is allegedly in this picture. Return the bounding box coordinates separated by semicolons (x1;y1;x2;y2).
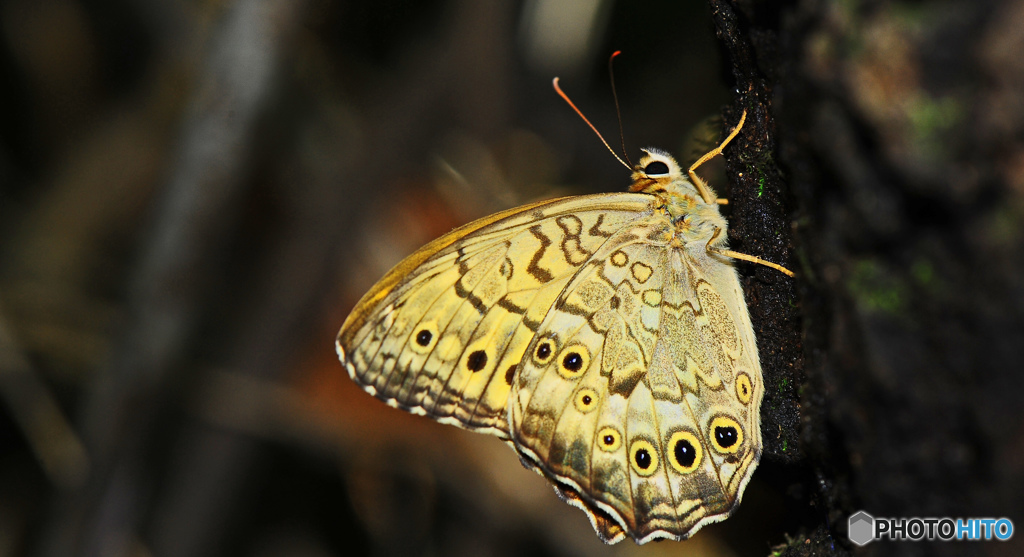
508;216;764;543
337;193;657;438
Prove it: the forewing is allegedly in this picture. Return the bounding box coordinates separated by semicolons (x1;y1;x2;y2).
337;193;655;438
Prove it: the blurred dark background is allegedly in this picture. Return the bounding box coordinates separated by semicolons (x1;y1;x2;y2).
1;0;1022;556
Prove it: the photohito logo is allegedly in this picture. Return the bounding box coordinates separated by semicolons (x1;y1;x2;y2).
848;511;1014;545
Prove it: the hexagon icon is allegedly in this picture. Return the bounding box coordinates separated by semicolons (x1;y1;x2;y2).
848;511;875;546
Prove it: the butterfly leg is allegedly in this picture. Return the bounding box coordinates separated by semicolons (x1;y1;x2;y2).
688;110;747;205
706;227;795;277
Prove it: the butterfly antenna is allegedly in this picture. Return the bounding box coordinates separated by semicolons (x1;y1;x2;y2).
608;51;633;167
552;78;631;171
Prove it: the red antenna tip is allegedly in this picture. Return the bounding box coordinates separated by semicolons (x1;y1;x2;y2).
552;78;630;171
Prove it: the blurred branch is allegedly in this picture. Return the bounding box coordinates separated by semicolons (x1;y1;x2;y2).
38;1;307;556
147;3;521;556
0;305;89;490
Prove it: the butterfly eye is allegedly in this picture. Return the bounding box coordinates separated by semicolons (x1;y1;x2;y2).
735;372;753;404
667;431;703;474
709;416;744;454
643;160;670;176
629;439;659;476
597;427;621;452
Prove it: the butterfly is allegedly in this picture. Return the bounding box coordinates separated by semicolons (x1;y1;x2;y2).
336;92;793;543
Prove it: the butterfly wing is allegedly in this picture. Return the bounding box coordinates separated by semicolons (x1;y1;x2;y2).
508;216;764;543
337;193;656;438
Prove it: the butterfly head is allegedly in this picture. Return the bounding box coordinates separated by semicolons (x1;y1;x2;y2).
629;149;702;202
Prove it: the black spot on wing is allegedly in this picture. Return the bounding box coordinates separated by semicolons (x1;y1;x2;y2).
466;350;488;372
504;364;518;386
